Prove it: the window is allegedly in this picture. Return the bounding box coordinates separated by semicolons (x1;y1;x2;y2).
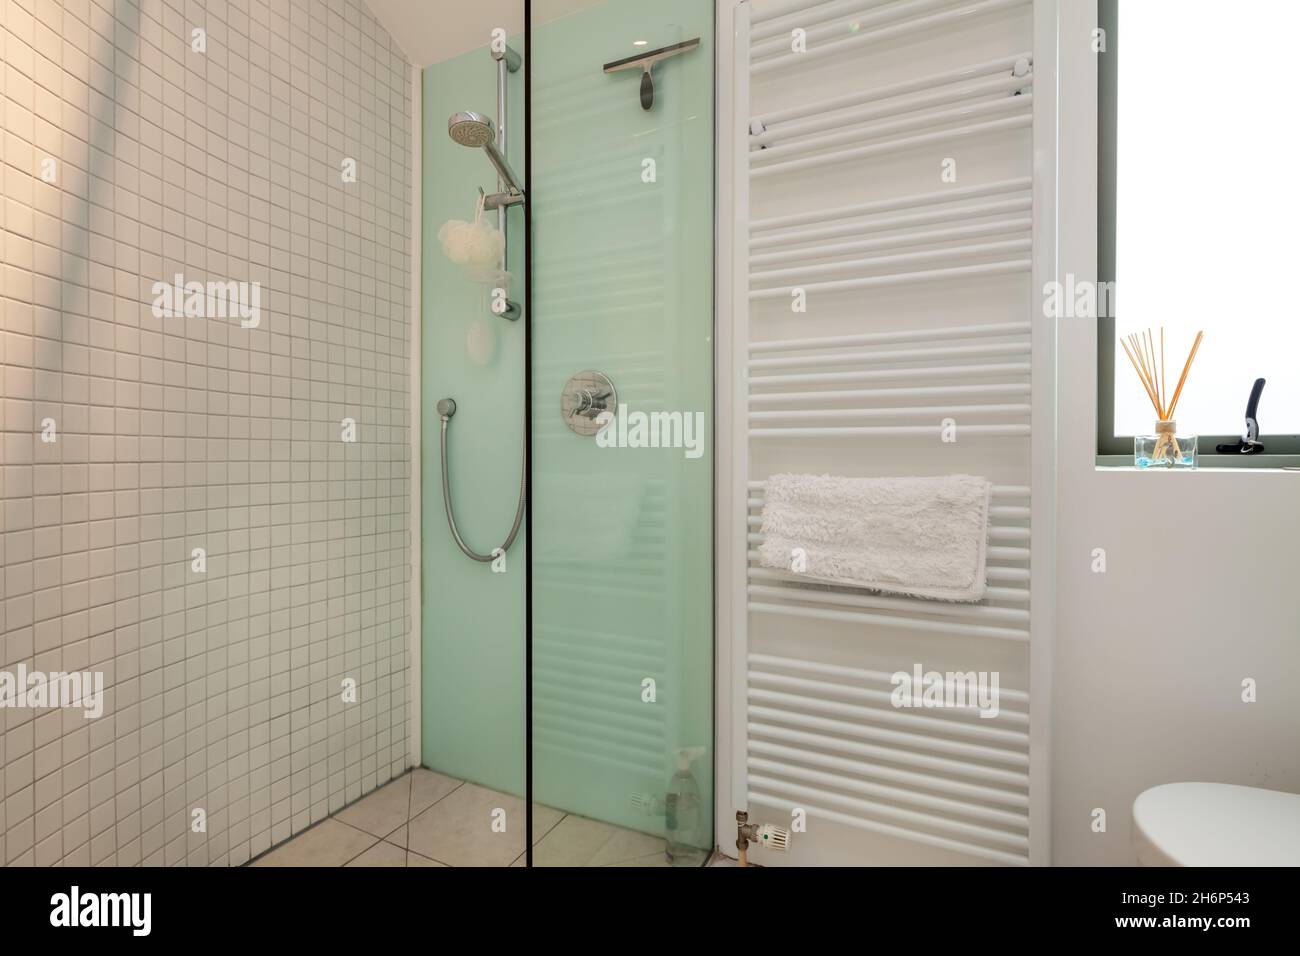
1098;0;1300;463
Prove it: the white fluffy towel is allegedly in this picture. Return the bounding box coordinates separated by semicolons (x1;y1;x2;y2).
759;473;992;603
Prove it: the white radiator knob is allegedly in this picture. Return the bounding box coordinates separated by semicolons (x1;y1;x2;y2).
757;823;790;851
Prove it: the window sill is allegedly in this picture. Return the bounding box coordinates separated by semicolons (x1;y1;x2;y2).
1096;454;1300;472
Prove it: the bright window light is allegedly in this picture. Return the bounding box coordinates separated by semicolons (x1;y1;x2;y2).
1113;0;1300;437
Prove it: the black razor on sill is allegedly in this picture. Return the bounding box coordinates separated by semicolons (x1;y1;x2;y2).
1216;378;1266;454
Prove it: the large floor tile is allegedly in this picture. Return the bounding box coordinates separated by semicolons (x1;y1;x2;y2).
335;774;412;839
407;783;563;867
532;814;666;867
346;841;408;867
407;850;449;867
252;819;378;867
409;769;464;817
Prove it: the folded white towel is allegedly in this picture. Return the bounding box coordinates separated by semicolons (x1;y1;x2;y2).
758;473;992;603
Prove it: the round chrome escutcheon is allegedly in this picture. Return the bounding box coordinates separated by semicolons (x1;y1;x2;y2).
561;370;618;437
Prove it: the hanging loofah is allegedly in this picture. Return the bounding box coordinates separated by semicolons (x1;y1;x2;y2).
438;192;506;284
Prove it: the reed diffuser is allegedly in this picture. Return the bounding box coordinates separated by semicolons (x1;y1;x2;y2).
1120;328;1204;469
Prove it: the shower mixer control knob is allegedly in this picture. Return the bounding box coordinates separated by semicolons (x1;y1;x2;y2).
573;388;612;418
561;371;618;436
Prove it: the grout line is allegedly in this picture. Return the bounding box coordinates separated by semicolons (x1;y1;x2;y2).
336;821;385;867
407;779;467;825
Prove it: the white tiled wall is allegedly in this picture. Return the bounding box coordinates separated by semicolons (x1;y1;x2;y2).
0;0;412;865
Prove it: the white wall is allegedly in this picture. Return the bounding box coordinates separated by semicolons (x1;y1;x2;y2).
1052;0;1300;865
1;0;412;865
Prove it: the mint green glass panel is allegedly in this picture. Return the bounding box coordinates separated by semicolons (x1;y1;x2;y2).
530;1;714;860
420;43;527;796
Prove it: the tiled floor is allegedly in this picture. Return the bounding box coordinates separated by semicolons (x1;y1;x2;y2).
250;768;695;867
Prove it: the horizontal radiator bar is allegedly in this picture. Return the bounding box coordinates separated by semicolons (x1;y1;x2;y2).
753;56;1031;137
748;480;1029;496
748;423;1030;438
748;738;1027;808
749;259;1032;298
748;756;1029;829
752;0;972;57
749;340;1029;369
751;0;1030;75
752;321;1031;353
750;217;1032;267
751;177;1031;233
749;667;1028;724
752;114;1032;178
748;787;1029;866
752;94;1031;163
746;566;1030;601
748;653;1030;705
749;601;1030;641
749;773;1029;850
748;720;1029;787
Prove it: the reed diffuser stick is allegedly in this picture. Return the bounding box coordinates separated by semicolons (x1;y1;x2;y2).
1159;328;1166;415
1166;330;1204;420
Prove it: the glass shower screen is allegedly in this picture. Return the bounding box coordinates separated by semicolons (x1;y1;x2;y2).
526;0;715;866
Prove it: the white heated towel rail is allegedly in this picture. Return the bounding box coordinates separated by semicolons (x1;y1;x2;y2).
720;0;1055;868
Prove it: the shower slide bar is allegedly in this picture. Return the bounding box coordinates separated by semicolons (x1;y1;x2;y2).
750;176;1031;234
751;0;1028;75
751;113;1032;178
751;52;1031;128
751;86;1030;158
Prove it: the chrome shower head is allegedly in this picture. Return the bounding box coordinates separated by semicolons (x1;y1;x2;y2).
447;110;525;196
448;111;496;148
